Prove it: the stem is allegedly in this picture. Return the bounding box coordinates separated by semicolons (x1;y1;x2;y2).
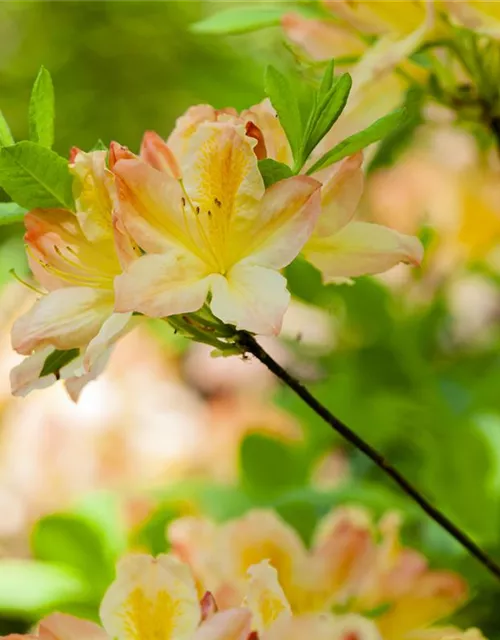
236;331;500;582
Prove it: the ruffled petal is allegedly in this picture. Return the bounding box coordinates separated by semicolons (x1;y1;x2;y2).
244;176;321;270
141;130;181;179
100;554;200;640
11;288;114;355
114;251;211;317
304;221;423;283
210;264;290;335
245;561;291;632
193;610;252;640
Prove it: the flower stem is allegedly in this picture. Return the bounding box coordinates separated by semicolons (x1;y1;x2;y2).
236;331;500;582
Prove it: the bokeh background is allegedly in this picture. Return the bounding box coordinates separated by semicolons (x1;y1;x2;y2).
1;1;500;637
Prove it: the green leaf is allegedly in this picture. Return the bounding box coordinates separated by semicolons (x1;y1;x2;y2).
265;66;303;164
303;73;352;160
307;108;406;175
0;559;87;618
29;66;55;148
90;138;107;151
0;202;27;226
318;59;335;98
0;110;14;147
0;141;74;209
31;513;116;597
40;348;80;378
258;158;293;188
191;7;287;35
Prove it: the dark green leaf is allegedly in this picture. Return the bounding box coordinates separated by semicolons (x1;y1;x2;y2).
258;158;293;188
0;110;14;147
307;108;406;175
318;59;335;98
265;66;303;164
40;348;80;378
29;66;55;148
0;141;74;209
191;7;286;35
0;202;27;226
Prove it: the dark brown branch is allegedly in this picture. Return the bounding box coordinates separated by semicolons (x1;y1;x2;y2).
237;331;500;582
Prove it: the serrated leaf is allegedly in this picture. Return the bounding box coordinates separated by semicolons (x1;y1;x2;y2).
0;110;14;147
304;73;352;160
307;108;406;175
0;141;74;209
29;66;55;148
191;7;286;35
265;66;303;164
40;348;80;378
0;202;27;226
258;158;293;188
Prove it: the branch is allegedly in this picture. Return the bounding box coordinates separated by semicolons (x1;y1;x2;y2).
236;331;500;582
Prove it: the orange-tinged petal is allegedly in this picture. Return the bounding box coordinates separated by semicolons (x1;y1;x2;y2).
193;609;252;640
262;613;381;640
38;613;108;640
100;554;201;640
141;131;181;179
304;221;423;283
114;251;211;317
245;561;291;632
11;287;114;355
109;141;136;170
84;311;134;373
244;176;321;270
241;100;293;166
210;264;290;335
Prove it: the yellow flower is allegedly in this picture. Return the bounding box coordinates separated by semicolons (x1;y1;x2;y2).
113;121;321;335
168;507;467;640
10;148;137;399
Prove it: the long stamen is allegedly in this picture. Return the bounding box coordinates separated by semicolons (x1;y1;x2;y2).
9;269;46;296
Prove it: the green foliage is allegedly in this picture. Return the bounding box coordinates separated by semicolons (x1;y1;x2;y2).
191;6;287;35
258;158;293;187
307;108;407;174
40;349;80;379
0;203;27;227
29;66;55;148
0;111;14;147
0;141;74;210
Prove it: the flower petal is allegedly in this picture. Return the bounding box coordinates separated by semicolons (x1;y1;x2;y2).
11;288;114;355
10;346;58;397
245;561;291;632
181;121;265;268
114;251;211;317
210;264;290;335
84;311;134;373
100;554;201;640
63;349;112;402
141;131;181;179
113;159;192;254
303;221;423;283
193;610;252;640
262;613;381;640
245;176;321;270
241;100;293;166
38;613;108;640
313;153;364;238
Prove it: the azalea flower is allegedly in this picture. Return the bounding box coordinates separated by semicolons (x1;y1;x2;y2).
137;105;422;292
168;507;467;640
10;149;137;399
112;121;321;335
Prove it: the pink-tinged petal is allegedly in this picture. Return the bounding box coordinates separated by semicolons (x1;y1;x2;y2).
194;609;252;640
245;176;321;270
11;288;114;355
241;100;293;166
444;0;500;37
167;105;238;163
10;346;58;397
304;221;424;283
281;12;365;63
63;348;111;402
200;592;218;621
210;264;290;335
109;141;136;170
245;561;291;632
100;553;200;640
181;122;265;268
313;153;364;237
71;149;114;242
114;251;211;317
38;613;107;640
141;131;181;179
84;311;134;373
113;159;196;255
262;613;381;640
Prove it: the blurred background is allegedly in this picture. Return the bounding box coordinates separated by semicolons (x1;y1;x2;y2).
1;1;500;637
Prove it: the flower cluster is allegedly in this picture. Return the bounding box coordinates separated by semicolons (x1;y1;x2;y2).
1;509;484;640
10;101;422;399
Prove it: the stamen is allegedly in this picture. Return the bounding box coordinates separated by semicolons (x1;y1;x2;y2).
9;269;46;296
